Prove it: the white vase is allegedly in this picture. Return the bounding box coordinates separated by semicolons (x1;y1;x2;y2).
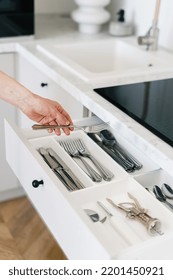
71;0;111;34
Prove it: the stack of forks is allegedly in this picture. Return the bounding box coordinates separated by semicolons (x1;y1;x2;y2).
59;138;114;182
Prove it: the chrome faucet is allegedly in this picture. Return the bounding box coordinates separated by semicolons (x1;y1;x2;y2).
138;0;161;51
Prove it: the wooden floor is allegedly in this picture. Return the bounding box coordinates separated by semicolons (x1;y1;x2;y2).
0;196;67;260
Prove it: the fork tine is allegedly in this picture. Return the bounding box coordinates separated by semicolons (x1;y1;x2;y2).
59;140;67;151
73;139;82;151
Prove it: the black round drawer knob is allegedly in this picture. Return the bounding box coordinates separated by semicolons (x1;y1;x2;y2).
41;82;48;87
32;180;44;188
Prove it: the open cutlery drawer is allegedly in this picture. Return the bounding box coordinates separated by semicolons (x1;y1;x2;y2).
4;118;173;259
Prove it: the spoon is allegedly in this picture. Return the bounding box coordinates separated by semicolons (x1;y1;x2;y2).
84;209;107;223
87;132;135;172
99;129;142;170
161;183;173;199
153;185;173;210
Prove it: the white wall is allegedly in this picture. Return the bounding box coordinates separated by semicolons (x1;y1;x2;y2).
109;0;173;51
35;0;173;51
35;0;76;14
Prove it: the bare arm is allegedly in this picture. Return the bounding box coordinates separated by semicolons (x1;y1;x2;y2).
0;71;73;135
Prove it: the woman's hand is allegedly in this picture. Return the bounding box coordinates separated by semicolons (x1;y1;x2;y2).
0;71;73;135
22;94;73;136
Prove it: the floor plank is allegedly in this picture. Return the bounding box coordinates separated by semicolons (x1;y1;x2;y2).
0;196;67;260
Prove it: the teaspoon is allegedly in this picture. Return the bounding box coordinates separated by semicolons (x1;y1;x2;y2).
161;183;173;199
153;185;173;210
99;129;142;170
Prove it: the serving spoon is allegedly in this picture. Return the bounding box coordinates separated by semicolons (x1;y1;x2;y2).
153;185;173;210
161;183;173;199
99;129;142;170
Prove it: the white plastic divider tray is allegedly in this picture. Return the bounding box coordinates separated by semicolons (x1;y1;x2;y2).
29;130;127;190
70;177;173;259
30;128;161;190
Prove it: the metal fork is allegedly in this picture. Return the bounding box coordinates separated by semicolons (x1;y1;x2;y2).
32;122;109;133
59;140;102;182
73;139;114;181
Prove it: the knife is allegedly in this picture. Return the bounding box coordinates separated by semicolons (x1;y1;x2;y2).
39;148;77;191
47;148;85;190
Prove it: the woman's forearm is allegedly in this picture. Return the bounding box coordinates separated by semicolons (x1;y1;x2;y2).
0;71;34;112
0;71;73;135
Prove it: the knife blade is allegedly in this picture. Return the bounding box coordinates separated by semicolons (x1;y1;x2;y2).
47;148;85;190
38;148;76;191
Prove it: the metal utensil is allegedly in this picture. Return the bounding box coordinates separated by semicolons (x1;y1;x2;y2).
153;185;173;210
84;209;106;223
161;183;173;199
32;121;108;133
97;201;141;244
99;129;142;170
47;148;85;190
72;138;114;181
39;148;78;191
87;132;134;172
107;193;164;236
59;140;102;182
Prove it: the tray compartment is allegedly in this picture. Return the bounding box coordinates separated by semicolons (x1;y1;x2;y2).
87;126;160;175
134;169;173;212
70;177;173;259
29;130;128;191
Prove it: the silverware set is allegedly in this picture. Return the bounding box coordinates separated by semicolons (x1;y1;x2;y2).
87;129;143;172
38;147;85;191
32;121;143;173
59;138;114;182
146;183;173;211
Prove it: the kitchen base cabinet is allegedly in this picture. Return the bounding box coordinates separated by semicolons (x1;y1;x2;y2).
16;55;84;128
5;118;173;259
0;53;23;200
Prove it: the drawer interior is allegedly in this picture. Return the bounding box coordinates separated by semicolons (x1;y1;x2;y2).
30;130;128;190
28;129;173;258
71;177;173;258
29;129;161;192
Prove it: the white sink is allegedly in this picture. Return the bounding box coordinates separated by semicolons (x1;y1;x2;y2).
37;39;172;82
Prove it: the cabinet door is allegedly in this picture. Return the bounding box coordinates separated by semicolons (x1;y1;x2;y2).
48;81;84;120
16;55;83;128
16;54;49;128
0;53;21;198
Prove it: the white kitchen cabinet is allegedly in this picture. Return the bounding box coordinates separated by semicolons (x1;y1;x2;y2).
16;55;84;128
4;117;173;259
0;53;22;200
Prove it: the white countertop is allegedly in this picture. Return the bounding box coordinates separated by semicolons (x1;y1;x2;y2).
1;14;173;175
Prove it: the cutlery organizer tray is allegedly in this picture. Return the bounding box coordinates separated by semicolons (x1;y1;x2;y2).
4;119;173;259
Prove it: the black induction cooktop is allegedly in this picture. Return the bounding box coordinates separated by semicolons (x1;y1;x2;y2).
94;78;173;147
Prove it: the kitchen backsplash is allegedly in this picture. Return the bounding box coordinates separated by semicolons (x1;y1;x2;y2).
108;0;173;52
35;0;173;52
35;0;76;15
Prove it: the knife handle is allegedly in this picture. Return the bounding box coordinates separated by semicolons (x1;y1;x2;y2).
55;169;78;192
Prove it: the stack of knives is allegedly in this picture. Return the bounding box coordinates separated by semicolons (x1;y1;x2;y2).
38;147;85;191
